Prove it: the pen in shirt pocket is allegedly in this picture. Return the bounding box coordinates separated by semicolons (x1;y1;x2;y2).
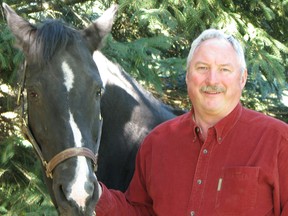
217;178;223;191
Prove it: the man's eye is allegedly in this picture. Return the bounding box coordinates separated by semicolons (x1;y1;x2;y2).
220;68;231;72
197;66;208;72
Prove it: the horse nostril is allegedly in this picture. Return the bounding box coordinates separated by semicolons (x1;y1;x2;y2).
53;183;71;212
58;184;72;205
85;180;95;198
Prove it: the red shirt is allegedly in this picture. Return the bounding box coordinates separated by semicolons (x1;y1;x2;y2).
96;103;288;215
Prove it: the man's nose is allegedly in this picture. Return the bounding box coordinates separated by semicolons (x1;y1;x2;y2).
205;69;219;85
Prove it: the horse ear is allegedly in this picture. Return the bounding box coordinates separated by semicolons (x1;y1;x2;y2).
2;3;36;55
82;4;118;51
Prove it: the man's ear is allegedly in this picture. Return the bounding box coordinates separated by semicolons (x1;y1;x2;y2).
241;69;248;89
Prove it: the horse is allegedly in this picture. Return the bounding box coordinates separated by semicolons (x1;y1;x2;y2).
3;3;117;215
4;3;186;215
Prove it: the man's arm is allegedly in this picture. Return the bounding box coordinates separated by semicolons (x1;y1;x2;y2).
95;142;155;216
279;134;288;215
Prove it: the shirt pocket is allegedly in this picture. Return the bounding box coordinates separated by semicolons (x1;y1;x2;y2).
215;166;259;215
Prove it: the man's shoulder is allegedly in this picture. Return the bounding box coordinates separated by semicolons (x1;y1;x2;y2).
241;107;288;132
143;111;192;143
153;111;191;132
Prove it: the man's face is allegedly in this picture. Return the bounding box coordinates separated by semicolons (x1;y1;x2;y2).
186;38;247;118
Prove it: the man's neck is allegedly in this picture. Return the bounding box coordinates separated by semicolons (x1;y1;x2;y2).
192;112;223;140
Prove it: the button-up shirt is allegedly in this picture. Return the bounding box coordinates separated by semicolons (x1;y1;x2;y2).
96;103;288;215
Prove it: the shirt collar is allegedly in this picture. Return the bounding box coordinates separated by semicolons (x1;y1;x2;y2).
214;103;243;143
190;103;243;144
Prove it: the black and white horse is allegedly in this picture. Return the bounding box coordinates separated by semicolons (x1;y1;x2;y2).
3;3;185;215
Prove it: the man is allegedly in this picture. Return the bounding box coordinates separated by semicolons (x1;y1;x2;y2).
95;29;288;215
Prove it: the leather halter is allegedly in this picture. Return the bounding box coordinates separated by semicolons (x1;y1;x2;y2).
18;61;103;179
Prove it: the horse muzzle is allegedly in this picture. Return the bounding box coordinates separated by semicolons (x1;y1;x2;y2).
51;157;100;216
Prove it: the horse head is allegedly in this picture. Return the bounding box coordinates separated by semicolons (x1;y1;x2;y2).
3;3;118;215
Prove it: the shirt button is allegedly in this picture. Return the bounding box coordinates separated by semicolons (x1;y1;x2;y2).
203;149;208;154
197;179;202;185
190;211;195;216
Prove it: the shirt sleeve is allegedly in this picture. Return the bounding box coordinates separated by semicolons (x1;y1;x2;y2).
95;138;156;216
278;134;288;215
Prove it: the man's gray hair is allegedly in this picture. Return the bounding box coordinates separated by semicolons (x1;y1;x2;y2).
187;29;246;73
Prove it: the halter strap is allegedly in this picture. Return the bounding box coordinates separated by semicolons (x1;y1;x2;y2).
46;147;98;178
21;119;102;179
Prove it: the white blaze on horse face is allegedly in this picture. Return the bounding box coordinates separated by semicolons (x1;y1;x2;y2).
67;111;91;209
69;111;82;148
62;61;74;92
61;61;91;209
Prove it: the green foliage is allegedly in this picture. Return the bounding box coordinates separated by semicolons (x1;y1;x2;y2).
0;24;24;84
0;135;57;215
102;34;185;92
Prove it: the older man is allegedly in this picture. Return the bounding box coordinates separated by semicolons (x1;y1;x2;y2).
96;29;288;216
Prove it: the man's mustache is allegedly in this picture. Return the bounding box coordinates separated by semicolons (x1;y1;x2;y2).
200;86;226;93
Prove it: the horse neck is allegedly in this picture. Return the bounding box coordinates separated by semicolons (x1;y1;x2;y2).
93;51;154;103
93;51;183;118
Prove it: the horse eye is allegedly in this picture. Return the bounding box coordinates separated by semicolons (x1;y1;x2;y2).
97;87;105;97
29;90;38;98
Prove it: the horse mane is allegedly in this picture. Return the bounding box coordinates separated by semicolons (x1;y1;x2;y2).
32;19;81;64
